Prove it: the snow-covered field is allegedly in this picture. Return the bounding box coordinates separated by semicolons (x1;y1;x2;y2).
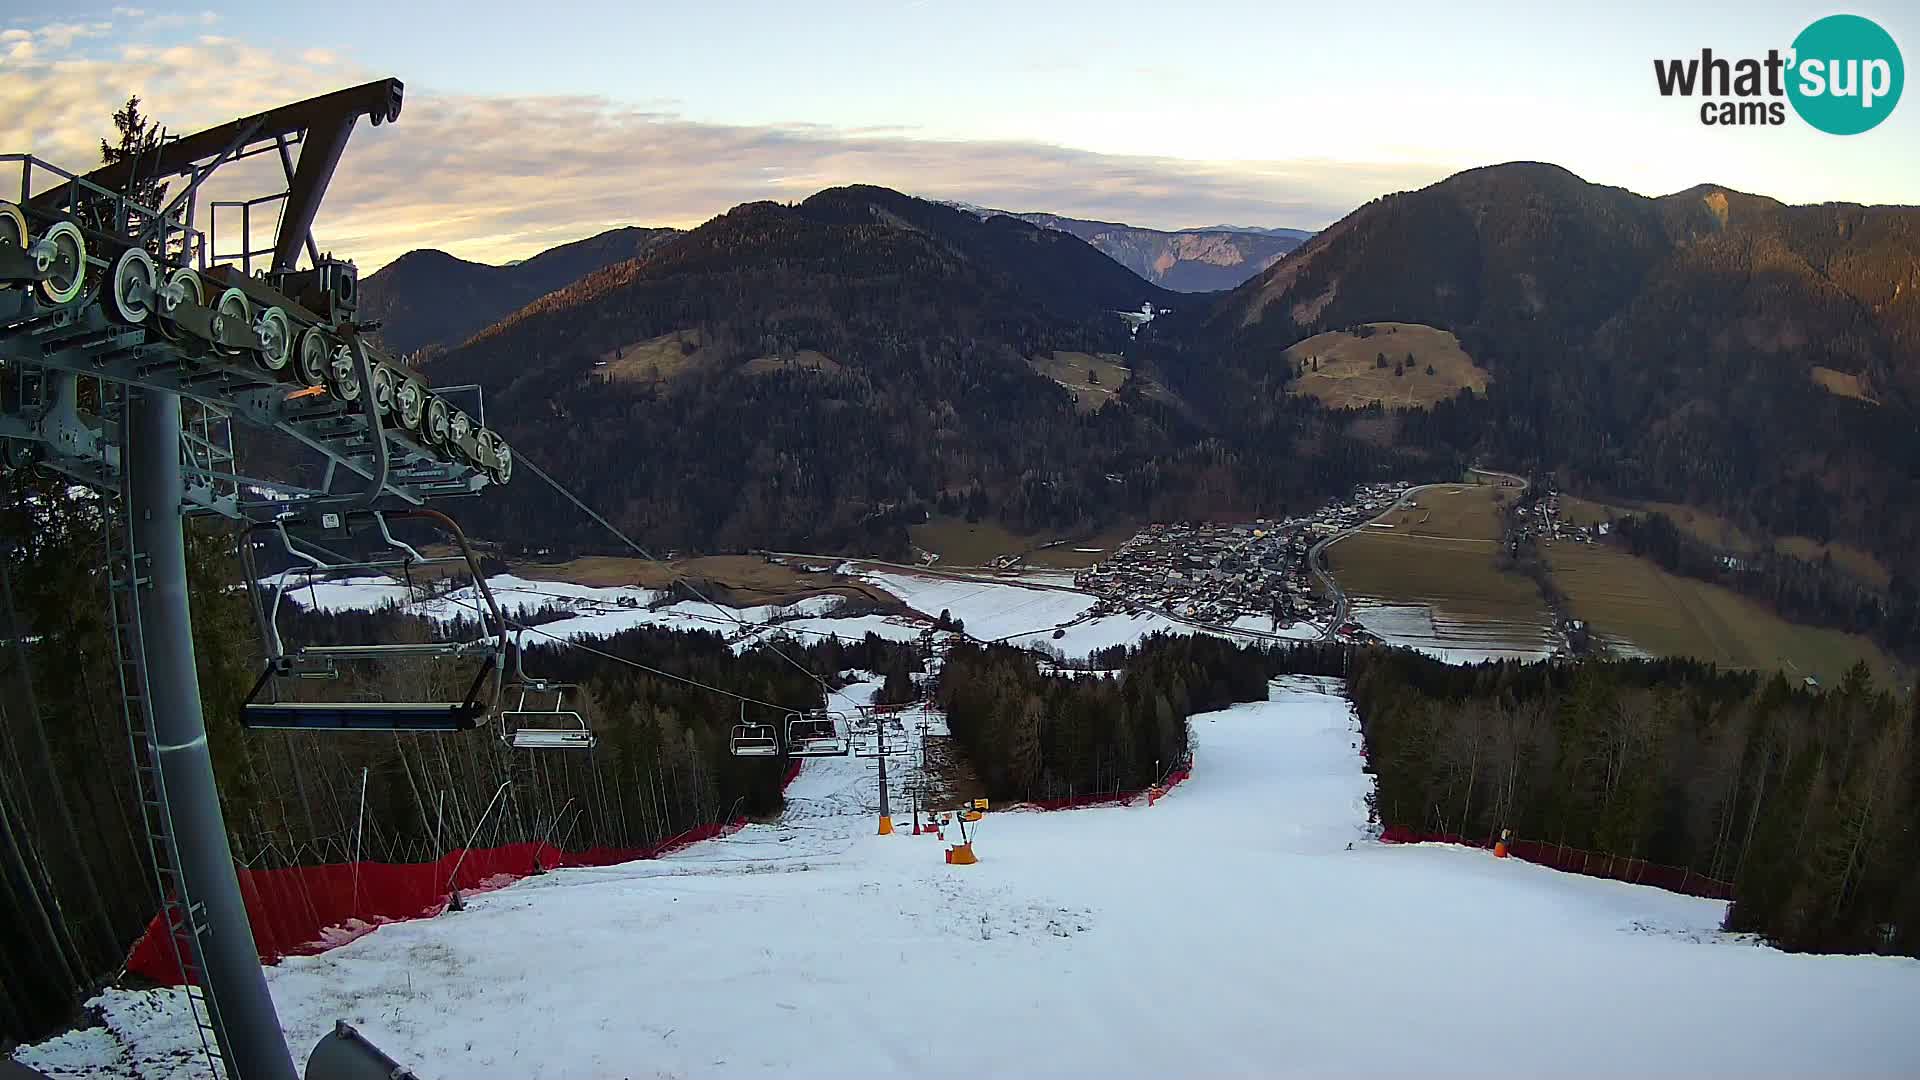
854;569;1324;659
20;677;1919;1078
1350;600;1559;664
275;572;929;651
280;564;1335;665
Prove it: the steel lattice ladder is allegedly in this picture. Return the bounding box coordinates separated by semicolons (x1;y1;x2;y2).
103;425;231;1079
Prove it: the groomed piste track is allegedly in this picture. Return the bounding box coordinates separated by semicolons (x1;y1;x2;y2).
19;677;1920;1078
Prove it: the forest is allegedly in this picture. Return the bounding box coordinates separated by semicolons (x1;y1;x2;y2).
1347;648;1919;955
934;635;1350;802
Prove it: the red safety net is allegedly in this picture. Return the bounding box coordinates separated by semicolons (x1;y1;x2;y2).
126;821;743;985
1377;826;1734;901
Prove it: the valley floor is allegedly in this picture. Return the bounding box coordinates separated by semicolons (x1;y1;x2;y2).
17;678;1920;1078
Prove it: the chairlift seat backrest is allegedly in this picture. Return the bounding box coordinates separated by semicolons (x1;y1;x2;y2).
730;722;779;757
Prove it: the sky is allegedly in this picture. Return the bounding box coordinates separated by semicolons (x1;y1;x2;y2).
0;1;1915;270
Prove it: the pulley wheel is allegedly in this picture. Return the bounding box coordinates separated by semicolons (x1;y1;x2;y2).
369;363;397;416
255;306;293;371
448;410;475;461
37;221;86;305
395;379;427;431
0;202;26;289
423;395;451;446
156;267;202;340
326;343;362;403
295;327;333;388
483;432;513;485
211;287;250;355
109;246;157;325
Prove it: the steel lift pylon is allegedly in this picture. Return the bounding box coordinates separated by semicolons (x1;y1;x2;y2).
0;79;511;1080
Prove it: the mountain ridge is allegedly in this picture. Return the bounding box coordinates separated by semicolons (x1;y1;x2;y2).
358;225;682;355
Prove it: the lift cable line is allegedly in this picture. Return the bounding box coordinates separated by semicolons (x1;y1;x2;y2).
515;452;846;704
252;526;816;716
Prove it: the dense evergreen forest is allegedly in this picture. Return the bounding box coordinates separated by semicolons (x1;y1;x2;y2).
935;635;1350;802
1348;649;1919;955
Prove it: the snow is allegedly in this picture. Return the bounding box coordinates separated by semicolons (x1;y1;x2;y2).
1229;614;1325;641
20;677;1920;1079
1003;609;1195;657
1349;601;1558;664
856;569;1095;641
271;572;928;653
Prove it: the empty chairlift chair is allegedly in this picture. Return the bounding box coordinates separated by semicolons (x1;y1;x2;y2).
238;508;509;733
785;711;848;757
501;682;595;750
729;721;780;757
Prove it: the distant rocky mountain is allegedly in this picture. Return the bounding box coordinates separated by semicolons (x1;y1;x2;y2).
1186;224;1317;242
358;226;680;355
942;204;1310;291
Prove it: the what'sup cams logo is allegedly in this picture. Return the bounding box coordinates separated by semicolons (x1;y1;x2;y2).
1654;14;1903;133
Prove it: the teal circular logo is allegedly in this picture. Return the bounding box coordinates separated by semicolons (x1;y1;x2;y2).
1787;15;1903;134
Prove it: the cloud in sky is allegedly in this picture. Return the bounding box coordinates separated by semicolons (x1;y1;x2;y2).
0;25;1449;270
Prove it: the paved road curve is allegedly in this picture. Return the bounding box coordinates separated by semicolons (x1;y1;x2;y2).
1308;468;1529;641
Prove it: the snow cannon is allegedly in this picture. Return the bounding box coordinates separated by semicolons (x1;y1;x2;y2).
1494;828;1510;859
963;797;987;823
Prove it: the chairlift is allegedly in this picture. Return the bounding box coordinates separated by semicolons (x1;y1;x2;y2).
502;681;595;750
238;508;508;733
785;711;848;757
730;702;780;757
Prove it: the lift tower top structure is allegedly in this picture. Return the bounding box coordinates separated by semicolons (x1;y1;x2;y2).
1;79;514;1080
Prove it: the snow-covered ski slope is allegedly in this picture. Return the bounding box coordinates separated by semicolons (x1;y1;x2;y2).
19;678;1919;1078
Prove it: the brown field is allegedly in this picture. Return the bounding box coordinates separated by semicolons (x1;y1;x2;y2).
1544;542;1904;688
1028;351;1141;413
1567;495;1760;552
511;554;901;609
1366;483;1508;539
910;516;1136;570
1331;484;1549;636
1636;500;1760;552
1330;533;1546;621
1563;494;1892;589
1771;536;1893;589
1559;496;1617;528
597;329;709;382
1810;365;1877;404
1283;322;1489;410
742;349;843;377
598;330;843;383
1024;523;1141;569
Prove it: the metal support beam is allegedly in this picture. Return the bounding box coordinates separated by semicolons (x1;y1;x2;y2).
271;117;355;273
128;387;298;1080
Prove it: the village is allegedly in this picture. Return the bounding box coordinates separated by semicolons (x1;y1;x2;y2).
1073;480;1416;632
